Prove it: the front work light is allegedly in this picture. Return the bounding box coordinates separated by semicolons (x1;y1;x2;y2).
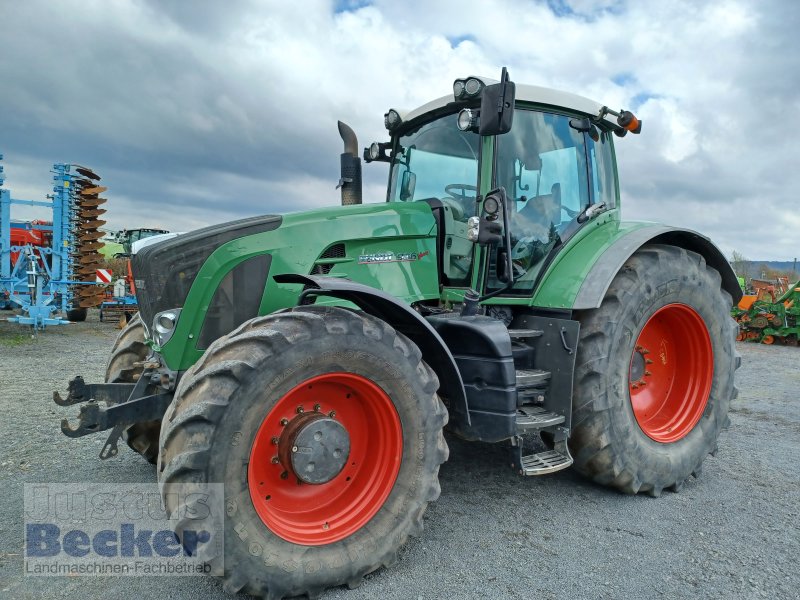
384;109;402;131
457;108;479;131
483;195;500;215
453;76;485;101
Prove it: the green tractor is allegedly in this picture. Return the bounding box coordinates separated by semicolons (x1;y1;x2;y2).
56;69;740;599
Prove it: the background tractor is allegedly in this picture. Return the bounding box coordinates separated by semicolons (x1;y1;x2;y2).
56;69;740;599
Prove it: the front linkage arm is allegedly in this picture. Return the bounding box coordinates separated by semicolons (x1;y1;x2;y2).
54;373;172;460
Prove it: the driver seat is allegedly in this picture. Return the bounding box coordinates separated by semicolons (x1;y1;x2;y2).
517;183;561;237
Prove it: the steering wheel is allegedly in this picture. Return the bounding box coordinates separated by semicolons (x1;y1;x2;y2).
444;183;479;204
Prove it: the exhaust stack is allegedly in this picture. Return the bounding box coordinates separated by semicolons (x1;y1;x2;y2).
337;121;362;205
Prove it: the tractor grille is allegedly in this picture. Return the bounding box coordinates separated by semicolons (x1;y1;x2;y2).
133;215;282;335
320;243;346;259
309;243;346;276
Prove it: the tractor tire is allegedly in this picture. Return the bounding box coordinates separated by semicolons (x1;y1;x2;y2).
570;244;739;496
158;306;448;599
104;312;160;464
66;307;87;322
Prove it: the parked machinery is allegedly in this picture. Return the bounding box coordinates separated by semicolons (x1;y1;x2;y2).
0;155;108;329
734;280;800;345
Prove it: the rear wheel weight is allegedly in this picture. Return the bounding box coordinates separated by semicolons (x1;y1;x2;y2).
571;244;738;495
158;306;448;599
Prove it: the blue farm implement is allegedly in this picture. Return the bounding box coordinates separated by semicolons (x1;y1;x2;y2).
0;155;108;331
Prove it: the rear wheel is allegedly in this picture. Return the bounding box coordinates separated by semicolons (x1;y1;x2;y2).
158;306;448;599
571;245;738;496
104;312;160;464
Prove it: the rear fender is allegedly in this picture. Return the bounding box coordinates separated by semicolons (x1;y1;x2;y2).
274;274;469;423
573;226;742;309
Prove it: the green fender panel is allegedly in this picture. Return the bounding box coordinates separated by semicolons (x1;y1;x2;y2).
531;216;741;310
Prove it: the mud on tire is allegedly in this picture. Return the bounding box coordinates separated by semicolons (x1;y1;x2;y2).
570;244;739;496
158;306;449;599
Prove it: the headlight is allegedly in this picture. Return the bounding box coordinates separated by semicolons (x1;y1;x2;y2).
464;77;483;96
384;109;402;131
453;80;466;100
453;77;484;100
483;195;500;215
153;308;181;346
467;216;480;242
368;142;381;161
457;108;478;132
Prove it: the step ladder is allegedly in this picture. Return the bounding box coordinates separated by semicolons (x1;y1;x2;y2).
513;367;573;475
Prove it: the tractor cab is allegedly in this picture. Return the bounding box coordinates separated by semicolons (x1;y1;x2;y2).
371;72;622;301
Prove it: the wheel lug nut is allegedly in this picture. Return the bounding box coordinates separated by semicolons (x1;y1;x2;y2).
271;436;279;445
280;418;289;426
328;410;336;418
271;456;279;464
292;446;298;453
296;406;304;414
280;471;288;479
313;403;321;412
645;358;654;365
644;370;652;377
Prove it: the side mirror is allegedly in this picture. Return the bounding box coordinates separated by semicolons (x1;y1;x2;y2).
569;117;599;142
479;67;515;136
400;170;416;201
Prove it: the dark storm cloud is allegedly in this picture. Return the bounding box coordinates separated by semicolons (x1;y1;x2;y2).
0;0;354;226
0;0;798;260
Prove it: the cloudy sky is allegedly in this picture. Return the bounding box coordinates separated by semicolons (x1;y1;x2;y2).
0;0;797;260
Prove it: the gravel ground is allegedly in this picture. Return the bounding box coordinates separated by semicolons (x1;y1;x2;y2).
0;310;798;599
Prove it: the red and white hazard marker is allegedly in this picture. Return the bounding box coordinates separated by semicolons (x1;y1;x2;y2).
95;268;112;284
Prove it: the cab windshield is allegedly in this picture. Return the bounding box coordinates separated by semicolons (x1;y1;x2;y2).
388;113;480;286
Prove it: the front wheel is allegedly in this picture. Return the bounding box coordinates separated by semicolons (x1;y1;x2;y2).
104;312;160;464
158;306;448;599
570;244;739;496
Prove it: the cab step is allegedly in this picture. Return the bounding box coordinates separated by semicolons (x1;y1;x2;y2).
508;328;543;339
516;405;564;431
515;368;550;388
519;448;573;476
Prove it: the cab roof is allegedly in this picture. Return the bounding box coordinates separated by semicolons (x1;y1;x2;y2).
402;78;616;128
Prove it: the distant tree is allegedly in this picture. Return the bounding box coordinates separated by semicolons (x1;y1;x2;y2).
730;250;749;278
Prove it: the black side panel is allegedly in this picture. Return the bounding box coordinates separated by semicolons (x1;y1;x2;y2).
273;274;468;422
511;313;580;430
133;215;281;332
198;254;272;349
427;315;516;442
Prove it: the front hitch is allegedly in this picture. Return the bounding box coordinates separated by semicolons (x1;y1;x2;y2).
55;374;172;459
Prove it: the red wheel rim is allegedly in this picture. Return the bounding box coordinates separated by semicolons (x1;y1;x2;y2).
629;304;713;443
248;373;402;545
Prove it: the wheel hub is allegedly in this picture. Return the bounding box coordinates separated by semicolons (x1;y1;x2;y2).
278;415;351;484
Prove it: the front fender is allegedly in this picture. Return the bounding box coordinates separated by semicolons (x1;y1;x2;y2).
274;274;469;423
